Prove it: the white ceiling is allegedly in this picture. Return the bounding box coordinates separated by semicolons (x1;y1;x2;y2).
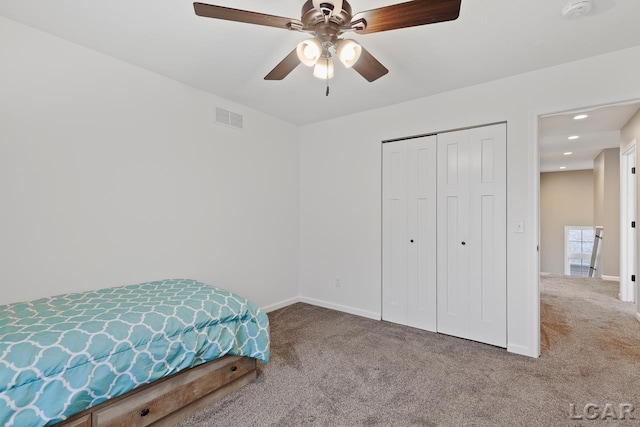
539;102;640;173
1;1;640;126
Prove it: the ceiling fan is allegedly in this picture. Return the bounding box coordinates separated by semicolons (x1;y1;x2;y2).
194;0;461;86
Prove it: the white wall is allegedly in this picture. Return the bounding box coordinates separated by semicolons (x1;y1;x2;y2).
298;46;640;357
5;15;640;359
0;17;299;309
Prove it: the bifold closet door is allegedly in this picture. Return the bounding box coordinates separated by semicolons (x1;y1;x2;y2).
436;123;507;347
382;136;437;331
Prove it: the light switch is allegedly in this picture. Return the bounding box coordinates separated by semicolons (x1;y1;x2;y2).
514;220;525;233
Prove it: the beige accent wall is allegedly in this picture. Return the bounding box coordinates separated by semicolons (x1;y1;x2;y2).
540;170;594;274
593;153;605;229
593;148;620;277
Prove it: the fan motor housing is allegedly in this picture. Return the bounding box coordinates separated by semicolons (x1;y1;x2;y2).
319;3;334;16
302;0;352;28
315;22;341;46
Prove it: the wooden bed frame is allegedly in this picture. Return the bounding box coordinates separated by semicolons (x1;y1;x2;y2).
56;355;257;427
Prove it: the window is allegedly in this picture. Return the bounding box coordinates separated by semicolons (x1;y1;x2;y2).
564;226;595;277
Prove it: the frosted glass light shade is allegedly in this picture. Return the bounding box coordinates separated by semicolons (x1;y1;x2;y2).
336;39;362;68
296;38;322;67
313;57;335;79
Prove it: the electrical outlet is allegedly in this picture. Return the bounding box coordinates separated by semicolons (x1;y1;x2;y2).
335;276;342;288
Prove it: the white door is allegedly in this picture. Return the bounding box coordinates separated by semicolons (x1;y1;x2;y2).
382;141;408;325
382;136;437;331
436;123;507;347
620;140;636;302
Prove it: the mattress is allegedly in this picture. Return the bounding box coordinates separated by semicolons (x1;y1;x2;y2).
0;279;269;426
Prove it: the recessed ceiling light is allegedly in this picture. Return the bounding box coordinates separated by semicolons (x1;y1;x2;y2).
559;166;567;170
564;152;573;155
568;135;580;140
573;114;588;120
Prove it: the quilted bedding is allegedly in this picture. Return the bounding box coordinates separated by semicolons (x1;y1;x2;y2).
0;279;270;426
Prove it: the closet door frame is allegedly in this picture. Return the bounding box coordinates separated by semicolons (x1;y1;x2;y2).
382;122;507;346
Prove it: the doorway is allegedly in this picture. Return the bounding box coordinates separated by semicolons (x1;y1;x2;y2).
537;100;640;354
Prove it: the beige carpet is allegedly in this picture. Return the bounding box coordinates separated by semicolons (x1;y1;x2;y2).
177;275;639;426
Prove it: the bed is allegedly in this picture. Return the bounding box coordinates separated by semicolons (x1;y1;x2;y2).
0;279;270;426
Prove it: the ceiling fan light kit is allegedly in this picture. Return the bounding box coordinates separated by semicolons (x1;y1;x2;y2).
296;37;361;79
313;56;335;80
297;38;323;67
193;0;462;92
335;39;362;68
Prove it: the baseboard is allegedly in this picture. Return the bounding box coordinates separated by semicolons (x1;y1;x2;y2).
601;275;620;282
269;297;543;357
507;343;538;358
261;296;301;313
299;296;381;321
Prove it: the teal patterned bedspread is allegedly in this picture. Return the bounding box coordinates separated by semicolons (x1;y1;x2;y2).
0;279;269;426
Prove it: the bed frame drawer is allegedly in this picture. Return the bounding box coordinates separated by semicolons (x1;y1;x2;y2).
63;415;91;427
55;356;257;427
90;355;256;427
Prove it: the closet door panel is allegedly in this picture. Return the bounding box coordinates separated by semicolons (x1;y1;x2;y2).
437;124;506;346
382;142;408;325
436;134;470;338
467;125;507;347
407;136;437;331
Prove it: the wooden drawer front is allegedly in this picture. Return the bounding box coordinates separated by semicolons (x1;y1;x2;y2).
60;414;91;427
92;356;255;427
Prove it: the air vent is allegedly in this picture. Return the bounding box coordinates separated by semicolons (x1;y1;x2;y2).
229;111;243;129
215;107;244;130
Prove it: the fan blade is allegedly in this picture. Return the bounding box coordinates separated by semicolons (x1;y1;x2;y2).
194;3;299;30
264;49;301;80
352;46;388;82
351;0;461;35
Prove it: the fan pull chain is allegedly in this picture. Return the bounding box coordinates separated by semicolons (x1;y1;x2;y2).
325;57;330;96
